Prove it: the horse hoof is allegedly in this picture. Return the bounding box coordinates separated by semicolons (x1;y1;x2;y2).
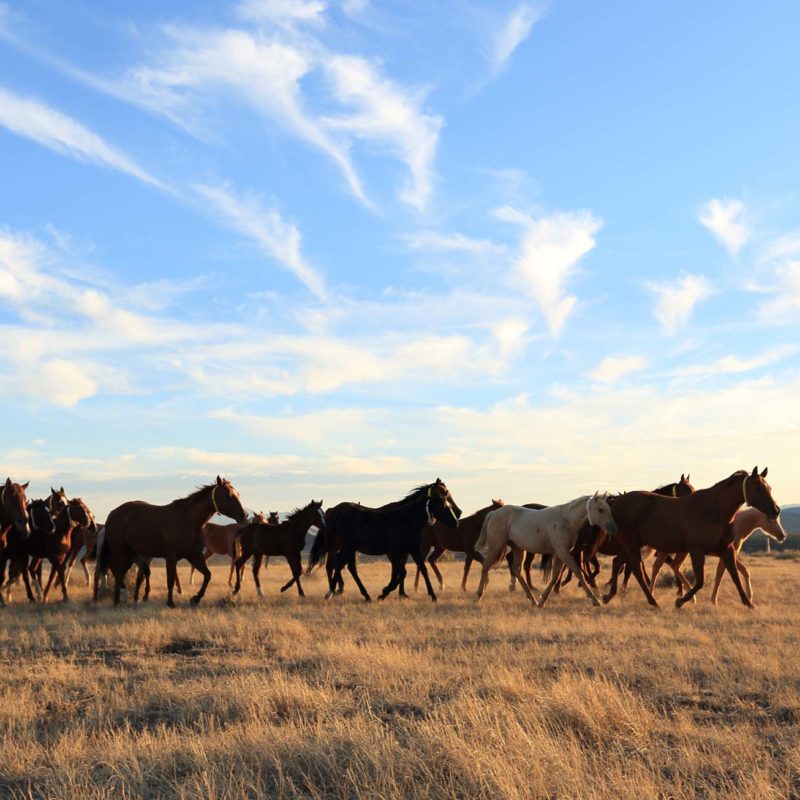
364;597;372;603
602;594;612;605
190;595;201;606
324;591;333;600
430;596;438;603
675;598;684;609
167;600;177;608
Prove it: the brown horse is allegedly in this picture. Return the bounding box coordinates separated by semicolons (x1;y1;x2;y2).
604;468;779;609
27;497;92;602
0;478;34;604
232;501;324;597
96;476;247;607
413;499;505;592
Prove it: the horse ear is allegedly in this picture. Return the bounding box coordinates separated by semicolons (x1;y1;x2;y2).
216;475;223;485
686;473;690;481
5;478;11;487
751;466;758;476
21;481;29;490
761;467;768;478
60;486;64;493
593;490;599;499
680;473;685;481
51;486;56;495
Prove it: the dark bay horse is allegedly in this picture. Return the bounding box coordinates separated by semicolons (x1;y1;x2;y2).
605;467;779;609
232;501;325;597
0;478;34;604
96;476;247;607
308;479;461;602
414;499;505;592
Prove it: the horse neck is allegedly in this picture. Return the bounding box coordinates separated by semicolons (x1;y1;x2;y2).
561;495;591;529
394;493;429;527
178;488;216;528
698;475;745;523
54;509;76;538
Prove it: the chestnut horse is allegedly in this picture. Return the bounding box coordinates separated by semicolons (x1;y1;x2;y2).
96;476;247;607
413;499;505;592
232;501;325;597
604;467;779;609
647;505;786;605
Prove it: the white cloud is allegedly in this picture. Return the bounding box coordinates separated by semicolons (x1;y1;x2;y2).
0;85;162;188
321;54;442;210
679;346;796;378
488;2;543;75
21;359;98;407
588;355;647;384
237;0;327;25
648;273;712;335
402;229;504;254
698;198;749;256
495;206;602;336
192;182;326;299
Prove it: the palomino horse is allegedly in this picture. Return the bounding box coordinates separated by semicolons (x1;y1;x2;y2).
232;501;325;598
96;476;247;607
0;478;34;604
646;505;786;605
474;493;617;607
606;467;780;609
413;499;505;592
308;479;461;602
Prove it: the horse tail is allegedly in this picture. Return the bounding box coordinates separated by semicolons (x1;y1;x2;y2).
306;517;328;574
540;553;552;582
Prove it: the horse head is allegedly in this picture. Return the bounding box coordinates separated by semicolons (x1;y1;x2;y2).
3;478;31;537
28;498;54;535
744;467;780;520
676;473;695;495
212;476;248;523
427;479;460;529
49;486;68;517
586;491;617;536
65;497;92;528
268;511;280;525
491;498;504;509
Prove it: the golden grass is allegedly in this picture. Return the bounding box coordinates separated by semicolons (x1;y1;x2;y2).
0;556;798;799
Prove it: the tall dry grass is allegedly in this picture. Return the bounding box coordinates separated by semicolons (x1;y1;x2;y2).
0;556;798;799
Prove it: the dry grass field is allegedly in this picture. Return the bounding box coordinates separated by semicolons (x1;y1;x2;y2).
0;555;799;799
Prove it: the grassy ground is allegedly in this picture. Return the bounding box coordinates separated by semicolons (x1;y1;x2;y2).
0;556;798;799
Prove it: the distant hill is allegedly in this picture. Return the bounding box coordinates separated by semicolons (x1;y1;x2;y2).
780;505;800;533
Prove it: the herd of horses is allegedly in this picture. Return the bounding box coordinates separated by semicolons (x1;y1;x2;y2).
0;467;785;610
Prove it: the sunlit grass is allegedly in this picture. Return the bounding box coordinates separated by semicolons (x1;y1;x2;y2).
0;556;797;798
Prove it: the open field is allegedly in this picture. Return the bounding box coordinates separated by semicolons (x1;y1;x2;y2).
0;557;799;799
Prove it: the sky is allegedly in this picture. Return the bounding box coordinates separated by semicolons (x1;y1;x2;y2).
0;0;799;519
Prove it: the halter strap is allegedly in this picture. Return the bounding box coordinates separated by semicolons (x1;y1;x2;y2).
742;475;749;507
211;485;220;515
671;485;677;498
585;498;594;527
49;494;55;513
1;486;5;508
425;498;435;526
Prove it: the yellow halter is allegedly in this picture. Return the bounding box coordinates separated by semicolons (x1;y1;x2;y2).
1;485;6;508
671;485;677;497
211;485;221;514
742;474;749;507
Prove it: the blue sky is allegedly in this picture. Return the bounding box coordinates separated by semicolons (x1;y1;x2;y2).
1;0;798;518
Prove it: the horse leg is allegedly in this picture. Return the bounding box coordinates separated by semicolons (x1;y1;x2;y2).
378;553;404;600
737;557;753;602
54;558;69;602
506;550;516;592
252;554;265;598
232;550;247;596
18;558;37;603
165;558;178;607
188;553;212;606
133;561;148;602
325;548;347;600
720;546;753;608
509;545;538;607
26;558;44;602
648;551;669;591
410;548;438;602
523;552;535;590
558;547;601;607
710;557;726;605
287;551;304;597
667;553;690;596
622;547;660;608
602;554;624;605
461;557;473;592
227;556;236;588
538;557;565;608
345;550;371;602
676;550;705;608
189;566;196;587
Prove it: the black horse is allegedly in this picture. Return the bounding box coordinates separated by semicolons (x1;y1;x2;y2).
308;479;461;602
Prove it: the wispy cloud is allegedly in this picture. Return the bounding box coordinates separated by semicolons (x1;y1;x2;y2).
402;229;504;254
698;197;749;256
494;205;602;336
321;53;442;210
236;0;327;26
588;355;647;384
488;2;544;76
648;273;712;335
192;182;326;299
679;346;797;378
0;85;162;188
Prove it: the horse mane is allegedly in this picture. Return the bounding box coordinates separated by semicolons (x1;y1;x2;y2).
181;483;216;502
284;502;316;523
404;483;435;501
708;470;748;490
